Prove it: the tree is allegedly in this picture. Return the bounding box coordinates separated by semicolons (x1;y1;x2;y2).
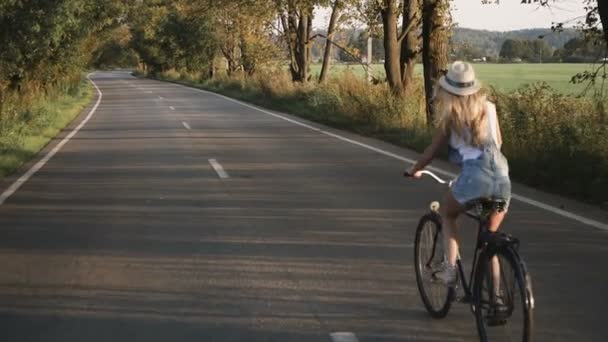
319;0;344;82
452;40;485;61
402;0;422;91
92;25;139;69
378;0;422;95
129;2;217;75
276;0;318;82
528;39;552;63
499;39;524;60
189;0;279;76
0;0;130;93
422;0;450;123
499;38;552;62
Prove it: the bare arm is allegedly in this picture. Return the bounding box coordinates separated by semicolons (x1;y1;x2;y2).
495;118;503;149
409;129;449;174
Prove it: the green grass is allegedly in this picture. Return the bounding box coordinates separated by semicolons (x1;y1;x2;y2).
0;80;93;177
310;63;602;95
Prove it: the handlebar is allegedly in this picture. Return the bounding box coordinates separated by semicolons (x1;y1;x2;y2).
404;170;453;186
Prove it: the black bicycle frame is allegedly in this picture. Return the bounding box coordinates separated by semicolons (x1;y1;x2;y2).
454;210;490;302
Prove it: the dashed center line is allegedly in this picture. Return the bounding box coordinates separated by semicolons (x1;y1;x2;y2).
170;106;175;110
174;84;608;231
182;121;191;130
209;159;229;179
159;96;164;100
330;332;359;342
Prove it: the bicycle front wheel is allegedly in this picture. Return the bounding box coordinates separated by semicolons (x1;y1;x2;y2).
474;247;534;342
414;213;453;318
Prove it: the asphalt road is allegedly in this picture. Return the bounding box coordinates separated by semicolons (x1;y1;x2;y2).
0;71;606;342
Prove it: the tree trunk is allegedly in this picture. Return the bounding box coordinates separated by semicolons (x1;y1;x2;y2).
401;0;421;94
208;58;215;79
306;14;313;80
422;0;449;124
381;0;404;94
285;2;313;82
598;0;608;46
226;51;239;76
319;1;341;83
367;33;373;82
240;36;255;76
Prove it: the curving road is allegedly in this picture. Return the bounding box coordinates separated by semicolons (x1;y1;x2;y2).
0;71;606;341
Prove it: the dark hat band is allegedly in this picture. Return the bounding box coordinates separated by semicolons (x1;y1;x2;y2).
445;76;475;88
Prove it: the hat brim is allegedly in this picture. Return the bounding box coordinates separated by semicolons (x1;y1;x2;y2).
438;76;481;96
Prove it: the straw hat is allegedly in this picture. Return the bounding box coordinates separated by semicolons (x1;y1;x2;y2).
438;61;481;96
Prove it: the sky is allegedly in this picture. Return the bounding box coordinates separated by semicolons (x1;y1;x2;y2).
313;0;589;32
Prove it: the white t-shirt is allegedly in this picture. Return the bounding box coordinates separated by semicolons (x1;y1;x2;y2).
449;101;499;162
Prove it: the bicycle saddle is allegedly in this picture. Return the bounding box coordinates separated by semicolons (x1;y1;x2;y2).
466;198;508;213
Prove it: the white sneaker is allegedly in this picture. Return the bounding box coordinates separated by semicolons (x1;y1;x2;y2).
432;263;458;285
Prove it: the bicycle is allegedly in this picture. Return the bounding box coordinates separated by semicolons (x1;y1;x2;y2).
405;170;535;342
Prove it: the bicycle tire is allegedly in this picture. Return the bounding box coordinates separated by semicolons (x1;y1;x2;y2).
414;213;454;318
473;246;534;342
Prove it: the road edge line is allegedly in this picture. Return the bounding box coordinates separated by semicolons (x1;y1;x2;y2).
0;73;103;206
169;81;608;232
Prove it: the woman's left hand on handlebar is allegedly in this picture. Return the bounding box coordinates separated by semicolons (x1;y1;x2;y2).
406;166;423;179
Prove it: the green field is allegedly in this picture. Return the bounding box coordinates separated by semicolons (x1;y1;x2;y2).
311;63;600;95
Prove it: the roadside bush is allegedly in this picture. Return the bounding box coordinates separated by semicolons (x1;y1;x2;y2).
492;82;607;203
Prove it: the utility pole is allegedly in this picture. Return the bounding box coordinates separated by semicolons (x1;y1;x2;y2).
367;29;373;82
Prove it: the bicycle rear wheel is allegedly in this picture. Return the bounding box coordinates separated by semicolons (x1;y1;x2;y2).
414;213;454;318
474;247;534;342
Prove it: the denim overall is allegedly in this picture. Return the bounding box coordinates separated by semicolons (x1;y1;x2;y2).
450;137;511;208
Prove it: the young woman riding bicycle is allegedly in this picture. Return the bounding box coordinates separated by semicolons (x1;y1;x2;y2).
407;61;511;285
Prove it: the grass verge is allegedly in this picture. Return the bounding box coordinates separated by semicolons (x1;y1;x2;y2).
0;79;93;178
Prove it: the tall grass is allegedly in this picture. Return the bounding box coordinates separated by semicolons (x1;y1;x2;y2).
0;78;92;177
152;68;434;151
492;83;607;204
146;68;608;206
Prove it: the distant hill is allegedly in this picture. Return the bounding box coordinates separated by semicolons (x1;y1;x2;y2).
311;27;582;62
451;27;580;58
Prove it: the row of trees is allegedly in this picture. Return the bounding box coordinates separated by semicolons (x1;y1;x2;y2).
2;1;607;123
499;37;607;63
499;39;553;62
127;0;607;120
125;0;452;121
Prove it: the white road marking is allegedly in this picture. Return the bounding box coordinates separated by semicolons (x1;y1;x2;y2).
182;121;191;130
209;159;229;179
170;106;175;110
175;83;608;231
330;332;359;342
0;73;103;206
159;96;164;100
146;91;152;94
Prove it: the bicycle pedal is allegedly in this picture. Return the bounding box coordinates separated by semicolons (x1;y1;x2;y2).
486;317;508;327
456;296;471;303
485;306;510;326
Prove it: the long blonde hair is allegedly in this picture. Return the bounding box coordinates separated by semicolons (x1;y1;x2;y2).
434;87;489;147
